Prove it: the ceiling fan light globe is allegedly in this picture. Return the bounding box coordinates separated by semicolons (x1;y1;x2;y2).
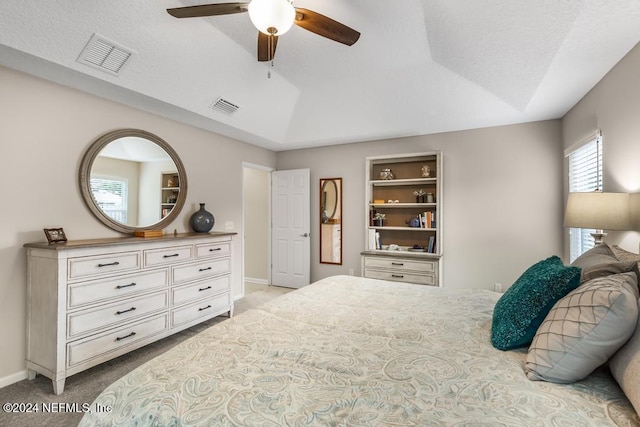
248;0;295;35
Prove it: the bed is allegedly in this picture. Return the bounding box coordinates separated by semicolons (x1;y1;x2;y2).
79;275;639;426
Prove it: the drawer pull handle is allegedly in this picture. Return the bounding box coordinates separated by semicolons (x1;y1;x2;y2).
199;267;212;272
116;307;137;315
198;305;212;311
116;332;136;342
199;286;212;292
116;282;137;289
392;274;404;278
98;261;120;268
163;253;180;258
209;248;222;252
391;262;404;266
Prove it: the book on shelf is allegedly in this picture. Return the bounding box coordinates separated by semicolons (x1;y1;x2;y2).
368;229;378;250
419;211;437;229
427;236;435;253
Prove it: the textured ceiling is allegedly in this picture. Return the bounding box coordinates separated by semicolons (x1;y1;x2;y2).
1;0;640;151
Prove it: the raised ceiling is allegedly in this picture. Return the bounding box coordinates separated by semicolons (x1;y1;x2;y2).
1;1;640;151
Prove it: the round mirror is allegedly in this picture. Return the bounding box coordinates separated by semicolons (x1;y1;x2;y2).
79;129;188;234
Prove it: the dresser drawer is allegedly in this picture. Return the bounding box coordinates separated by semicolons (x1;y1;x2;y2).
364;269;436;286
172;275;231;306
68;270;169;309
68;251;140;280
144;246;193;267
364;256;436;273
67;291;168;338
171;293;230;328
67;314;169;368
172;258;231;285
195;241;231;259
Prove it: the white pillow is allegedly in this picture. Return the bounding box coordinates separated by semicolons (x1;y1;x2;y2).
610;298;640;415
525;272;639;383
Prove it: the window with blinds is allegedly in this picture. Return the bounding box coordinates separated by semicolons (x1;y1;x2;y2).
567;133;602;262
90;177;128;223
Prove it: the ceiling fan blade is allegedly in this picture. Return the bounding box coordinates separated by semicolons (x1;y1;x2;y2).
294;8;360;46
257;32;278;62
167;3;248;18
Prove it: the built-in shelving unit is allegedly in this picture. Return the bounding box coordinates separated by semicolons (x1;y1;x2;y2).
160;172;180;219
361;151;443;286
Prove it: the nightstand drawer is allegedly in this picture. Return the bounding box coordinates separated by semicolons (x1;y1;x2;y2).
364;256;436;273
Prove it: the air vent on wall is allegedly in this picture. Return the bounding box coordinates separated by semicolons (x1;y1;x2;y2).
210;98;240;115
77;33;134;75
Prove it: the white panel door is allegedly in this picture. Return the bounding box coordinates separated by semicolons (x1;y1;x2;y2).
271;169;310;288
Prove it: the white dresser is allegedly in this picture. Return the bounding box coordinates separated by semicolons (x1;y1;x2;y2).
24;232;235;394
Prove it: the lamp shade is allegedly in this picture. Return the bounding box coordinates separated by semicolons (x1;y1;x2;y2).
564;192;630;230
248;0;295;35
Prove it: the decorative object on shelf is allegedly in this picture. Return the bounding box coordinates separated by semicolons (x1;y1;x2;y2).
379;168;394;180
407;216;421;227
190;203;215;233
133;230;163;238
427;193;434;203
167;177;175;187
413;189;426;203
422;165;431;177
372;212;385;227
563;192;630;244
374;199;385;204
387;199;400;204
43;228;67;244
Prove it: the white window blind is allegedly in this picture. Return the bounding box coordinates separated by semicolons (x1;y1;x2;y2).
567;132;602;262
90;177;128;223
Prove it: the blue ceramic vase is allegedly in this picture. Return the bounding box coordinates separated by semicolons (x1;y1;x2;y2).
190;203;214;233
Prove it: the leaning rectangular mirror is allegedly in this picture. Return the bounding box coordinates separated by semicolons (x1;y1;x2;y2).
320;178;342;265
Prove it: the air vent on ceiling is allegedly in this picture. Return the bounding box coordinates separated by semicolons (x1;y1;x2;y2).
210;98;240;115
77;33;134;75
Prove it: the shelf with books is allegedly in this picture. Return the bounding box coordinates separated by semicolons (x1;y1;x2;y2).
362;151;442;286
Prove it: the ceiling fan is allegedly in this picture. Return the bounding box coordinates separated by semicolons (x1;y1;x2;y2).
167;0;360;62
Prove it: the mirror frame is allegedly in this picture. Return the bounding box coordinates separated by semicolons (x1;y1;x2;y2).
319;177;342;265
79;128;188;234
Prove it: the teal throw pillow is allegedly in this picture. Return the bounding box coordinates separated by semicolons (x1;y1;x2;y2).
491;256;581;350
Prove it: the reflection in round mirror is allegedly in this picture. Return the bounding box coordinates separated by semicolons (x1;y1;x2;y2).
79;129;188;234
322;179;338;222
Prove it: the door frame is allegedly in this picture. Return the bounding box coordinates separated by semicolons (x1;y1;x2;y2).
241;162;274;298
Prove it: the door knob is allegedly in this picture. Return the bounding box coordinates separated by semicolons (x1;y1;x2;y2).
300;233;310;237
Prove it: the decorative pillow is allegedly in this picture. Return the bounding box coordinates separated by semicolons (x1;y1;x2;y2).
581;259;640;283
610;298;640;415
611;244;640;268
525;272;639;383
491;256;581;351
571;243;618;283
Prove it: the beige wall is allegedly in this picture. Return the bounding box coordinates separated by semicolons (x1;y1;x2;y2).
0;65;276;384
243;166;270;283
277;120;565;289
562;42;640;254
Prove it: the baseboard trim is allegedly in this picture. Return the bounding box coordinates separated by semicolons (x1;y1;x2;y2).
245;277;269;285
0;370;27;389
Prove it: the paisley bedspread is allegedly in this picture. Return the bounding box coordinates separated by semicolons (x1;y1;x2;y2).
80;275;639;426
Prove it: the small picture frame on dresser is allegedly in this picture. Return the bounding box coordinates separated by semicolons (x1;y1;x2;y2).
44;228;67;244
